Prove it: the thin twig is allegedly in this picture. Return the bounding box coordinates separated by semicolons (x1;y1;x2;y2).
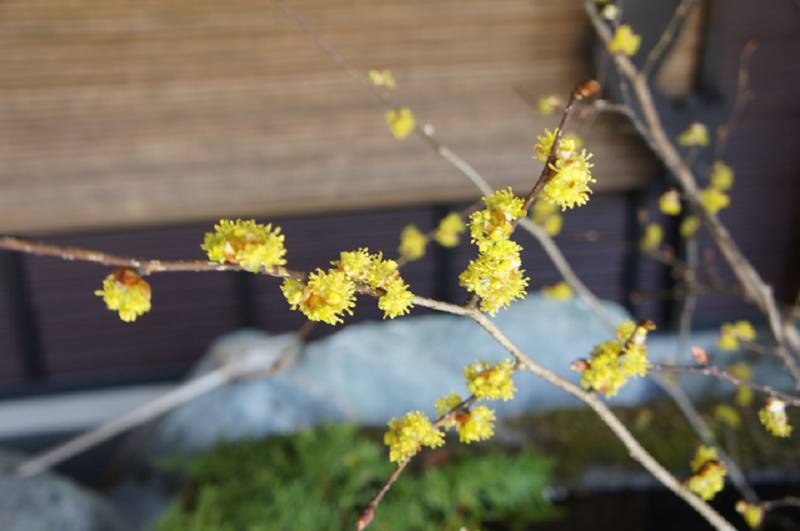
357;395;479;529
16;321;315;477
641;0;698;77
582;0;800;389
715;40;758;160
651;363;800;407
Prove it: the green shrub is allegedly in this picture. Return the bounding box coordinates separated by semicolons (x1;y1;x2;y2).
156;424;556;531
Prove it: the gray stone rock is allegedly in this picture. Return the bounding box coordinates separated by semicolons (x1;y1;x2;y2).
0;449;129;531
143;293;787;456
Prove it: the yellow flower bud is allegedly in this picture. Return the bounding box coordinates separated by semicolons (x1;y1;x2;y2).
609;24;641;56
385;108;416;140
95;268;152;322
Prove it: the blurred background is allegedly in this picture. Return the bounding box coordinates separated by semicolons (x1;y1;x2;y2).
0;1;799;529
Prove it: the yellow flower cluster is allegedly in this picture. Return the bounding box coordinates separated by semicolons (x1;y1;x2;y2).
281;269;356;325
608;24;641;56
678;122;710;147
542;281;573;301
281;247;415;324
368;69;396;89
435;395;496;444
758;397;792;438
578;320;652;397
735;501;764;529
658;190;682;216
95;268;152;322
399;224;428;261
434;212;466;248
680;215;700;238
712;403;742;430
531;198;563;236
461;188;529;315
534;129;596;210
640;223;663;252
718;320;756;351
710;161;734;191
729;362;754;407
202;219;287;273
337;248;414;319
686;445;726;500
383;411;445;463
536;94;561;115
385;108;415;140
464;359;516;401
699;187;730;215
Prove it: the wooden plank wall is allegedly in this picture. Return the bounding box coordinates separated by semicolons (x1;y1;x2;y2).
0;0;654;234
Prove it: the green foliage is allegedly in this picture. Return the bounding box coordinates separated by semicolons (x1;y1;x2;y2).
156;424;556;531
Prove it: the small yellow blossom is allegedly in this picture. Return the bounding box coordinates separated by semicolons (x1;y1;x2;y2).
537;95;562;115
736;501;764;529
280;269;356;325
687;461;727;500
455;405;496;443
580;320;652;397
687;445;726;500
700;187;730;214
640;223;663;252
691;445;719;472
680;215;700;238
533;128;559;162
729;362;754;407
608;24;641;56
459;240;529;315
435;393;464;418
531;198;563;236
464;360;516;401
335;248;373;283
434;212;466;248
678;122;710;147
378;275;414;319
542;281;573;301
710;161;734;191
399;224;428;261
333;248;415;319
368;69;396;89
718;320;756;351
469;188;526;245
385;108;416;140
759;397;792;438
95;268;152;322
384;411;445;463
562;133;583;151
659;190;682;216
535;129;596;212
202;219;287;273
713;403;742;430
544;151;595;210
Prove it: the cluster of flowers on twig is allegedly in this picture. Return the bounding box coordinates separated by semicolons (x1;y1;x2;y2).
718;320;756;351
758;397;792;437
95;268;152;322
397;212;466;263
534;129;596;210
686;445;727;500
572;320;654;397
460;188;529;315
384;359;516;462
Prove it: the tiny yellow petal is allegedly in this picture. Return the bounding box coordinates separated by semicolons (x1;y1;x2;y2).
678;122;710;147
608;24;641;56
385;108;416;140
399;224;428;261
94;268;152;322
